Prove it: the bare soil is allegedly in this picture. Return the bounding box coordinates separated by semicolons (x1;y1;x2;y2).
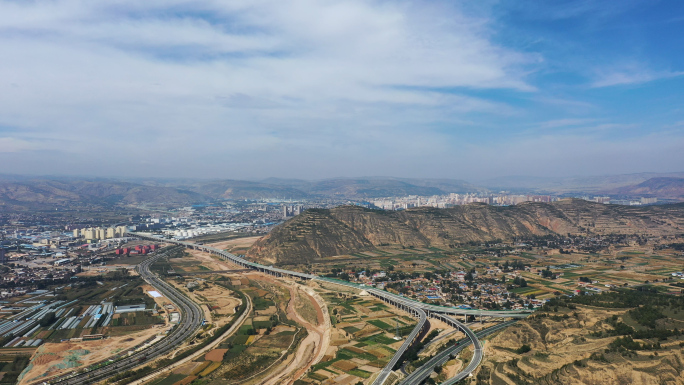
251;276;330;385
476;306;684;385
19;328;161;385
207;236;261;254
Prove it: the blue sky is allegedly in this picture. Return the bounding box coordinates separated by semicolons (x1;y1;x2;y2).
0;0;683;180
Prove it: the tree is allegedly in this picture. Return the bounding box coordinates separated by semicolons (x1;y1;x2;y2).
39;312;56;327
513;277;527;287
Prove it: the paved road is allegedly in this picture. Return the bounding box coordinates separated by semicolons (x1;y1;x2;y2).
177;269;250;276
132;233;531;385
128;292;252;385
399;320;517;385
134;233;532;319
42;247;204;385
372;306;427;385
399;328;460;376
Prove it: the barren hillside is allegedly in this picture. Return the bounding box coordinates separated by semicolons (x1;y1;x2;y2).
247;200;684;265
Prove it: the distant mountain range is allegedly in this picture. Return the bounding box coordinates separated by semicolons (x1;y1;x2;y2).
607;177;684;200
480;172;684;194
0;173;683;210
0;176;483;210
247;200;684;265
0;179;207;210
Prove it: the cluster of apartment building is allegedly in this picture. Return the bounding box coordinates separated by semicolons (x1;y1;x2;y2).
371;193;559;210
282;204;304;218
371;193;663;211
583;196;658;205
73;226;128;240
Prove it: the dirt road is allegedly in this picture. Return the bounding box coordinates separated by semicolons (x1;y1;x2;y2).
256;279;330;385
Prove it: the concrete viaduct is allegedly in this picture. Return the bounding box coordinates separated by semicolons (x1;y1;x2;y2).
131;233;530;385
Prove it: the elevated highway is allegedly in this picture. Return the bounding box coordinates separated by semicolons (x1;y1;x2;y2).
132;233;530;385
433;314;483;385
400;319;517;385
133;233;531;319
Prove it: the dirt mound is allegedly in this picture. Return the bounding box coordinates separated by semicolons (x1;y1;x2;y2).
20;328;163;385
32;353;60;366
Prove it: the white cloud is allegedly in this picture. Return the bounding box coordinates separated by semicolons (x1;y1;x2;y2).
0;5;531;105
0;137;37;153
538;118;597;129
0;0;541;177
591;66;684;87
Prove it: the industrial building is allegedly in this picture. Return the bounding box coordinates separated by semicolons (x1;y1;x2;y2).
114;304;147;314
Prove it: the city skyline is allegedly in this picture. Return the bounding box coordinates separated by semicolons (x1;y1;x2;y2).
1;1;684;180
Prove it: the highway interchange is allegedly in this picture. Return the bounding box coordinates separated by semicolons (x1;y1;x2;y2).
21;233;528;385
400;319;517;385
30;234;531;385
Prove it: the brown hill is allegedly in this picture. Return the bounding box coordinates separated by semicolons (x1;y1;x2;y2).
0;179;209;210
177;177;481;200
247;200;684;265
609;177;684;200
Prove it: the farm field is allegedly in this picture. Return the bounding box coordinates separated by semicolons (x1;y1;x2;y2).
300;280;418;385
146;244;325;385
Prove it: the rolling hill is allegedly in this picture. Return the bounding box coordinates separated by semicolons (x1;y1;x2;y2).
0;179;209;210
179;177;483;199
480;172;684;194
608;177;684;200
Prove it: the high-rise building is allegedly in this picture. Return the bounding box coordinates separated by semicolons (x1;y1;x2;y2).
106;228;116;238
116;226;128;237
73;229;81;238
84;228;97;240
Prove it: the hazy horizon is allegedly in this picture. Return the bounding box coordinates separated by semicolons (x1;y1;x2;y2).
1;1;683;180
1;170;683;185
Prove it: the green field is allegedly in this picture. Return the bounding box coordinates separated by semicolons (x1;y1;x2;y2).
510;286;539;294
150;374;186;385
367;319;393;330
